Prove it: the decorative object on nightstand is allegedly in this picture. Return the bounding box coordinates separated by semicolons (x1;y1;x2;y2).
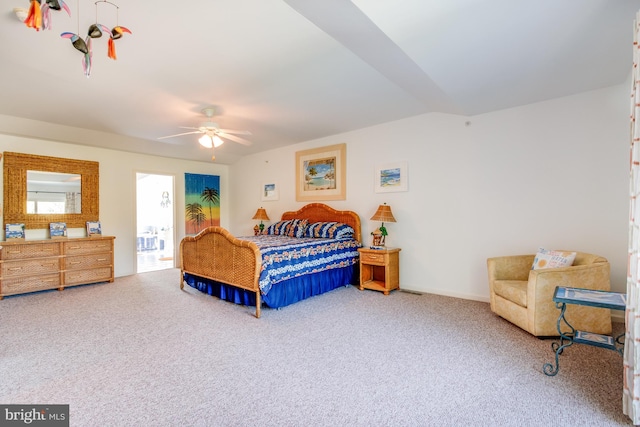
252;207;269;235
358;247;401;295
370;203;396;247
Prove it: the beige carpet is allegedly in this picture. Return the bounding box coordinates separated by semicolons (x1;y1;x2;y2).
0;269;630;426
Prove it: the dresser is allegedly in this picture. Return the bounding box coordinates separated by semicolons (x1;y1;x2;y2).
0;236;115;299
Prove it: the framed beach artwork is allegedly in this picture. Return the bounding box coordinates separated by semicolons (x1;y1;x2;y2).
295;143;346;201
261;181;279;201
374;161;408;193
185;173;220;235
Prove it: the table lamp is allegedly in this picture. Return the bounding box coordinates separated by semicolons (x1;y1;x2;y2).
252;207;270;235
370;203;396;246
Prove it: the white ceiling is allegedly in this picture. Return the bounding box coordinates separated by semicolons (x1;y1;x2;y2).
0;0;638;164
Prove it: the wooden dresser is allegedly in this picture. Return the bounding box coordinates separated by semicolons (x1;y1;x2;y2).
0;236;115;299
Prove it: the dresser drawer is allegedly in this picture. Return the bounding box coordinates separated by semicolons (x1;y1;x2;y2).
2;258;60;278
65;254;112;270
64;240;112;256
1;274;61;295
64;267;112;286
360;252;385;265
1;243;60;260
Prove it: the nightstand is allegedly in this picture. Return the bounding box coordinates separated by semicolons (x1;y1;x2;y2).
358;247;401;295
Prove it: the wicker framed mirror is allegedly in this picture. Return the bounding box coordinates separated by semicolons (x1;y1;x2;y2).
3;152;99;230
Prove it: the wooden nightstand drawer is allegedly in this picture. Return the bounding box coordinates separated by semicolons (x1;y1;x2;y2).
360;252;385;264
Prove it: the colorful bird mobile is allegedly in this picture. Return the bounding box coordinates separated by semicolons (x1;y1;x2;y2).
21;0;132;77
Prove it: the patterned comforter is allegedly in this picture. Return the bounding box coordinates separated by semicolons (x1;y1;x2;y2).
241;235;361;294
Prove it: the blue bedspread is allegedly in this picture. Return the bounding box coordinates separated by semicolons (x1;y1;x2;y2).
240;235;361;295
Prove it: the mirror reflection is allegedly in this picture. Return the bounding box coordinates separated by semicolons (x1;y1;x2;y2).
26;170;82;214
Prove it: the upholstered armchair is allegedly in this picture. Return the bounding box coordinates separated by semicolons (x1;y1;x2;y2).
487;252;612;337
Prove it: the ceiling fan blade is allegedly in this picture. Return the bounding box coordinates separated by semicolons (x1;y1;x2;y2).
157;131;202;140
218;132;252;146
178;126;202;131
217;128;252;136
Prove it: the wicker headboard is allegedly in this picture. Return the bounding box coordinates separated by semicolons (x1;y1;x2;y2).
281;203;362;243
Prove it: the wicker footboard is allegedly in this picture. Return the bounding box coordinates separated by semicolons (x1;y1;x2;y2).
179;227;263;317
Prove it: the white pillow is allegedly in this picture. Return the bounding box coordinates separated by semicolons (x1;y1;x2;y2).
532;248;576;270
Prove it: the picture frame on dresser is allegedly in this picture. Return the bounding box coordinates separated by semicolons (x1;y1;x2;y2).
49;222;67;239
5;223;25;240
86;221;102;236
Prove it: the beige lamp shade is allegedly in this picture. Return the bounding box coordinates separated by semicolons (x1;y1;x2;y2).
252;207;269;234
370;203;396;223
252;208;270;221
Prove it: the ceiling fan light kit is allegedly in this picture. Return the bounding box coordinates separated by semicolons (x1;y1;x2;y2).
159;106;253;161
198;134;213;148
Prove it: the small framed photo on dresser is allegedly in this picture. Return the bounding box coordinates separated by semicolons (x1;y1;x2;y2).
86;221;102;236
49;222;67;239
5;223;25;240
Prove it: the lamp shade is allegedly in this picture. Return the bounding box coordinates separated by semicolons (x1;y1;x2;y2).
198;134;213;148
370;203;396;223
212;135;224;147
252;207;270;221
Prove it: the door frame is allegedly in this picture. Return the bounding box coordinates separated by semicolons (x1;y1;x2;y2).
134;171;176;273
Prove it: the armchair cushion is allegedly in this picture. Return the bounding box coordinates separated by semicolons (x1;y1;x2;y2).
532;248;576;270
493;280;527;307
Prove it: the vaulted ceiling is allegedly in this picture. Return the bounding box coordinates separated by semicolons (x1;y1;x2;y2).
0;0;637;164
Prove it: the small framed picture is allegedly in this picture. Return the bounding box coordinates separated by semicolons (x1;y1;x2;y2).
86;221;102;236
5;223;25;240
374;161;408;193
261;181;279;201
49;222;67;239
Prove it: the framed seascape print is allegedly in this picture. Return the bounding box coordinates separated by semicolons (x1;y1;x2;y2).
49;222;67;239
261;181;279;201
5;223;25;240
295;143;346;201
86;221;102;236
374;161;408;193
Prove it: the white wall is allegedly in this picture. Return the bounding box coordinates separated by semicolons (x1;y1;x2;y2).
230;84;630;299
0;82;628;299
0;136;229;278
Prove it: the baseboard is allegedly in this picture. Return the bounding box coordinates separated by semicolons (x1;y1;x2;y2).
399;286;490;303
612;311;625;322
399;287;626;324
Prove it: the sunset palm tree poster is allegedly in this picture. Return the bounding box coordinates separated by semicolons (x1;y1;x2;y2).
185;173;220;234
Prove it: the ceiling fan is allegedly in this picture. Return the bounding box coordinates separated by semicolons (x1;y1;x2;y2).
158;107;252;153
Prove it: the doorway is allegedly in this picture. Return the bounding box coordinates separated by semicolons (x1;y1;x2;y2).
136;173;175;273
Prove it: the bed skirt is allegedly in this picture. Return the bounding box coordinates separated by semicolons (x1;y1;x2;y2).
183;265;356;309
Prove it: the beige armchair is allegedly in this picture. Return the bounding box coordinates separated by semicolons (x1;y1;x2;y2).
487;252;612;337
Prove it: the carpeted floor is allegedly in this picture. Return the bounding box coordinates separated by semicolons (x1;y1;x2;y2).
0;269;630;426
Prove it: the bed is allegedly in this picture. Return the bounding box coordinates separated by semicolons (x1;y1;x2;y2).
179;203;362;317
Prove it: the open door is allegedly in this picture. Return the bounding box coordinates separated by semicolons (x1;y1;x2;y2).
136;173;175;273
